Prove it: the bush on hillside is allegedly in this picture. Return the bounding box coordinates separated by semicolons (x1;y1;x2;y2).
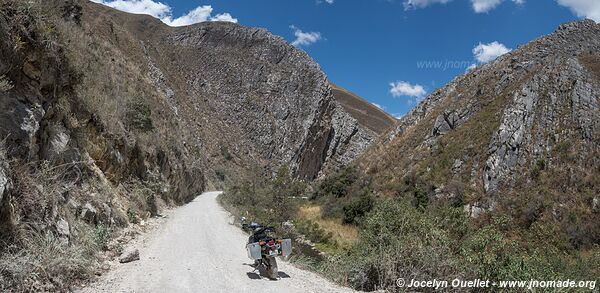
126;96;154;131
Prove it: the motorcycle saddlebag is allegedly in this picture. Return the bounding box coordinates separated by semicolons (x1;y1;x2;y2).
247;242;262;260
281;239;292;257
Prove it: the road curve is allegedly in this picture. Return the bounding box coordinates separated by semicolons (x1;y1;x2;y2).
80;191;354;293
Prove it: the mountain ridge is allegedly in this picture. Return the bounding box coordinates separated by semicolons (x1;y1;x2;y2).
360;19;599;244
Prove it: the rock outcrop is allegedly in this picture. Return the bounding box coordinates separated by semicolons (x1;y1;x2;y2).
362;20;600;210
0;0;378;240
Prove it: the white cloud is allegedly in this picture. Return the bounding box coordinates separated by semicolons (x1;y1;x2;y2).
471;0;503;12
316;0;334;5
471;0;524;13
389;81;426;98
473;41;511;63
290;25;322;47
209;13;238;23
393;113;404;119
557;0;600;22
91;0;237;26
403;0;523;12
403;0;451;10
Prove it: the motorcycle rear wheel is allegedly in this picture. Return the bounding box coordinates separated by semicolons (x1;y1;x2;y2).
265;256;278;280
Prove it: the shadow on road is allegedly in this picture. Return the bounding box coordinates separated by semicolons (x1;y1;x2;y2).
244;264;291;280
246;272;262;280
278;272;290;278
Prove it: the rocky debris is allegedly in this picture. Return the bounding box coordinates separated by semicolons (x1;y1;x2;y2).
152;20;374;179
282;221;295;230
376;19;600;200
322;106;374;173
593;197;599;211
56;219;70;237
463;203;493;218
80;203;97;223
452;159;463;174
119;248;140;263
67;198;81;212
484;77;541;192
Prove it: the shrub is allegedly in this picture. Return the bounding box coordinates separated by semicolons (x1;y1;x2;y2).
0;228;95;292
126;97;154;131
215;169;226;181
0;75;13;92
530;159;546;179
93;225;110;251
342;192;374;224
314;166;359;199
221;165;306;225
220;146;232;161
126;208;138;224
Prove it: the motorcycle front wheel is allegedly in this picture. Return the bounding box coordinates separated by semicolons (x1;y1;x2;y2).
265;256;278;280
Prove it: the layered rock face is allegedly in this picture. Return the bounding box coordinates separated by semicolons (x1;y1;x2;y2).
363;20;599;212
155;22;374;179
79;1;375;181
0;0;376;235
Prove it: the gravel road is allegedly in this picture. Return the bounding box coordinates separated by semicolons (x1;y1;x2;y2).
79;191;354;293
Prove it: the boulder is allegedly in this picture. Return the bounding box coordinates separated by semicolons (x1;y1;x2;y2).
119;248;140;263
56;219;70;237
80;202;97;223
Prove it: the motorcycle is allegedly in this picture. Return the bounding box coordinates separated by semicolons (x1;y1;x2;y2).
241;217;292;280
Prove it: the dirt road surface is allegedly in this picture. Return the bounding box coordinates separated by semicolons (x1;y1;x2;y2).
79;191;354;293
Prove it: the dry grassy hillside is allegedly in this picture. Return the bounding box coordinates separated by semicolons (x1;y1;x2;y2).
330;84;397;134
0;0;379;290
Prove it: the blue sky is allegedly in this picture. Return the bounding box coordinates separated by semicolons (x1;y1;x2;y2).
92;0;599;118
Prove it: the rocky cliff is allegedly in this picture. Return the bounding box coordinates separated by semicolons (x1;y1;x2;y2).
0;0;378;290
77;0;375;183
362;20;599;242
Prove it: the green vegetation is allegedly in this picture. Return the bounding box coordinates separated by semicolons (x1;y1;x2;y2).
127;208;138;224
323;194;599;291
126;96;154;131
93;224;111;250
220;146;233;161
223;164;600;292
221;165;307;225
0;75;13;91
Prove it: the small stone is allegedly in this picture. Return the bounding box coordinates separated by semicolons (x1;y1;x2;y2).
119;248;140;263
80;202;97;223
452;159;463;172
593;197;599;211
56;219;70;236
282;221;294;229
67;198;80;211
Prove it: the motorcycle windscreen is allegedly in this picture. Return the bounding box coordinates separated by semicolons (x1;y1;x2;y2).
247;242;262;260
281;239;292;257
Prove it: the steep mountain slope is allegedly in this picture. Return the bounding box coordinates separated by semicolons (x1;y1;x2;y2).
330;84;397;134
0;0;376;290
78;0;374;182
361;20;599;245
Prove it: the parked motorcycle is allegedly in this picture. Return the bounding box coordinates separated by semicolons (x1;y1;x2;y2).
241;217;292;280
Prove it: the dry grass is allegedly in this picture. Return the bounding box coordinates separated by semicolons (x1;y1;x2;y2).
330;84;397;134
0;75;13;92
297;205;358;245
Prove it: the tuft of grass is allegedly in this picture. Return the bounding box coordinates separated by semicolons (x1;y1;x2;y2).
0;75;13;92
0;227;96;292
